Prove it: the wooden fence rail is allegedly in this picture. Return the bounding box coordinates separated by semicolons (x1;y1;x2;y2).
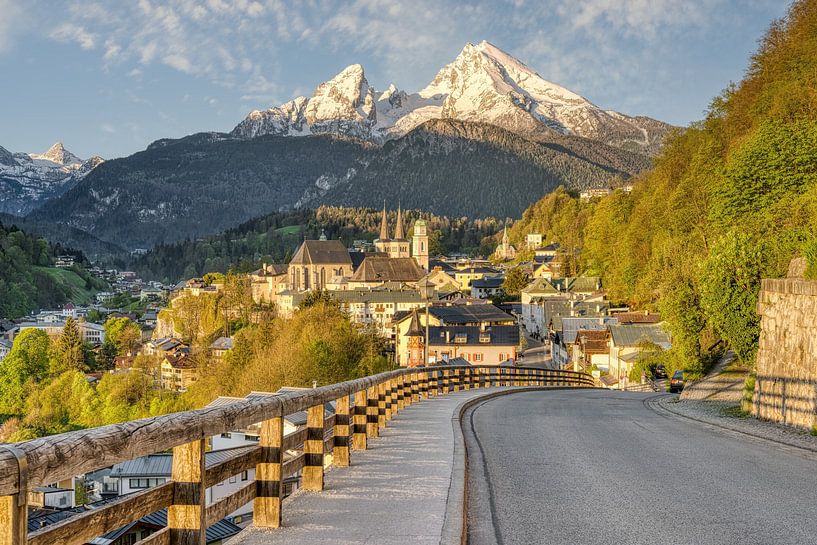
0;365;593;545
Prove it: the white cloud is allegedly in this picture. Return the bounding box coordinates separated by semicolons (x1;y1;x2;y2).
23;0;783;120
50;23;97;50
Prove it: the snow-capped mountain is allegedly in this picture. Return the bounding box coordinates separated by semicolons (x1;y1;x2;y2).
0;142;103;215
233;41;672;155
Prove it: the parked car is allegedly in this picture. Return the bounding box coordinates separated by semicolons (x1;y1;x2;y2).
653;364;668;379
669;370;685;393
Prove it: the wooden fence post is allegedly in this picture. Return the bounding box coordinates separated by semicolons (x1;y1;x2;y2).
353;389;367;451
366;386;379;438
303;404;325;491
411;371;420;402
384;379;395;421
255;416;283;528
429;368;438;397
0;495;26;545
377;382;387;428
333;395;351;468
420;370;429;399
0;445;27;545
169;438;206;545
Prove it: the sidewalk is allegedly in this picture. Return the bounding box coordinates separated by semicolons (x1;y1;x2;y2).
227;389;501;545
647;394;817;453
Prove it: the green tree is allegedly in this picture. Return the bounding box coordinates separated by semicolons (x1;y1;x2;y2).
0;329;51;414
104;317;142;355
698;232;765;364
52;317;87;374
22;370;99;435
501;267;529;297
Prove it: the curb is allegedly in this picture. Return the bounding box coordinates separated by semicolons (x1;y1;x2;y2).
645;394;817;454
440;386;591;545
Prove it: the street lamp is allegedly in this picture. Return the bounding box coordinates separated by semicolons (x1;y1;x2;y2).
417;277;435;366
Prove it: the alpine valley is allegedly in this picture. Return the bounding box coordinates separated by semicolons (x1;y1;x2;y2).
22;41;674;251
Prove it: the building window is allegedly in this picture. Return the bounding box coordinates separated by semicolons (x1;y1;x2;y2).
241;471;249;481
220;432;232;439
129;478;166;489
454;333;468;344
58;496;67;506
479;333;491;343
474;353;483;362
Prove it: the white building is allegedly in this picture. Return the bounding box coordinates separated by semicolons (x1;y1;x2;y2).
12;320;105;344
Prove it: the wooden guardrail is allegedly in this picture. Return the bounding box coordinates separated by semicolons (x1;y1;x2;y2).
0;365;593;545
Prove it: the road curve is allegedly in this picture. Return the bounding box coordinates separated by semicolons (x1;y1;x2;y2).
464;389;817;545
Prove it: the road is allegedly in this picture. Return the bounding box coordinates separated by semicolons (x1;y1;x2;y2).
465;389;817;545
520;330;555;368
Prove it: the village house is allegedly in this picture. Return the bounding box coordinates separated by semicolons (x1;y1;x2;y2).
551;316;619;368
394;304;519;367
109;446;258;524
210;336;234;361
470;276;505;299
453;267;500;291
607;323;672;387
0;338;11;362
418;266;461;292
159;352;196;392
572;329;611;373
332;288;431;344
526;233;543;249
250;263;288;305
580;187;613;201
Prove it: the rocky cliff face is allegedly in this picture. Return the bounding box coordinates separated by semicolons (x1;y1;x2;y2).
233;41;673;155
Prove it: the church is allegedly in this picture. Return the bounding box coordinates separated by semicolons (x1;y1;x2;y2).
373;204;429;272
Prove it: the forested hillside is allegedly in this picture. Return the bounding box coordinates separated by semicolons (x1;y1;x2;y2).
510;0;817;376
30;117;649;251
131;206;503;282
314;119;649;218
0;223;106;318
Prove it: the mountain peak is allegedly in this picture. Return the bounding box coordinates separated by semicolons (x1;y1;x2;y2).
36;142;82;165
233;41;673;155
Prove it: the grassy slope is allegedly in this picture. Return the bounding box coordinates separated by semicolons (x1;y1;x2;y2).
34;267;98;305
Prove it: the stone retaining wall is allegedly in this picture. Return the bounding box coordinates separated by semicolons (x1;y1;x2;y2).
753;277;817;429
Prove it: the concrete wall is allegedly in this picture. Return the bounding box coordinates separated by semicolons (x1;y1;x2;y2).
753;275;817;429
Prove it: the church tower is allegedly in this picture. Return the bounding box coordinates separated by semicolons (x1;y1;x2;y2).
393;205;410;258
375;203;390;255
412;219;429;271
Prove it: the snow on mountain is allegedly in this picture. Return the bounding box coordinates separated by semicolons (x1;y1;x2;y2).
0;142;103;215
233;41;673;155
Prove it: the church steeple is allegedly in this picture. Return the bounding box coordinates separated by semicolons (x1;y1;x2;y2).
378;202;390;241
394;204;405;240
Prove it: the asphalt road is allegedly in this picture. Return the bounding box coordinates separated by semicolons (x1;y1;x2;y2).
465;389;817;545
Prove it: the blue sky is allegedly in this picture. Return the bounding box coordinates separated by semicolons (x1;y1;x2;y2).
0;0;792;160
